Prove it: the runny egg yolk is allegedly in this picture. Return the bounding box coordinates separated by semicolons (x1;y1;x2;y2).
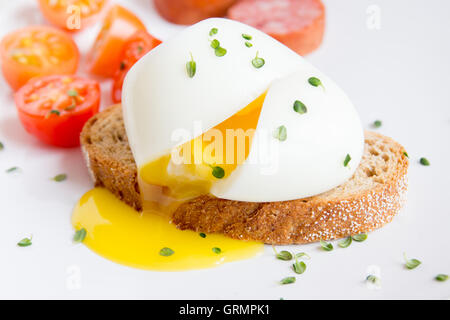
72;93;266;271
139;91;267;201
72;188;262;271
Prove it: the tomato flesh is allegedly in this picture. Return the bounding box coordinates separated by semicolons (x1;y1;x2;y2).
0;26;79;91
112;30;161;103
88;5;146;78
38;0;110;31
15;75;100;148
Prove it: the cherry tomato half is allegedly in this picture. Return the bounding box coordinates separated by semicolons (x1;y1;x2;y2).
14;75;100;147
112;30;161;103
38;0;110;31
0;26;79;91
87;5;146;78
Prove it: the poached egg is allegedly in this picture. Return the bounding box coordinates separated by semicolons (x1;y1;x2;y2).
72;18;364;271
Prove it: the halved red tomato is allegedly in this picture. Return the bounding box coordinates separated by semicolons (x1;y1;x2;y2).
87;5;146;78
38;0;110;31
0;26;79;91
14;75;100;148
112;30;161;102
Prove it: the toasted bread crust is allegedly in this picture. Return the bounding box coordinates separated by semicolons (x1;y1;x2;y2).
80;105;408;244
81;105;142;211
173;166;407;244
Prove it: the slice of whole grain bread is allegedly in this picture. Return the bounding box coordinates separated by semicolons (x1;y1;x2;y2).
80;104;409;244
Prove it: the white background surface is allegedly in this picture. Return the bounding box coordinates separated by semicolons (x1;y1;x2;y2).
0;0;449;299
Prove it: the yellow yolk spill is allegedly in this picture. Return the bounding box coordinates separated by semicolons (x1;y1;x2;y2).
72;93;266;271
72;188;262;271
